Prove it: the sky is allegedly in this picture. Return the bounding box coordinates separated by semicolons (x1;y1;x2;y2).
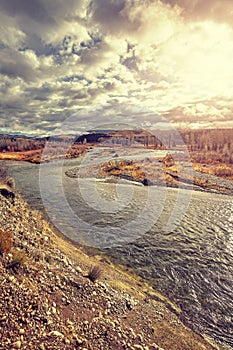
0;0;233;136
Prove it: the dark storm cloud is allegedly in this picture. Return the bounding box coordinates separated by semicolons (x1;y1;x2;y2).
0;0;86;52
0;0;53;24
88;0;141;35
0;0;84;26
43;0;84;20
0;48;38;81
77;38;111;65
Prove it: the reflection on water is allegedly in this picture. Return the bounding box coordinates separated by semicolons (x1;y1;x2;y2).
8;160;233;349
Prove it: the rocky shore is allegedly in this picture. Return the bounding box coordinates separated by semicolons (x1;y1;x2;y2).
0;190;225;349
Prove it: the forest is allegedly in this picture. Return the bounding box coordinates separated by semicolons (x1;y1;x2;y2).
0;129;232;167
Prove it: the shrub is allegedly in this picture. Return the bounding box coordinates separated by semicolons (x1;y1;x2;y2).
0;188;15;203
6;176;15;189
0;162;15;188
0;229;13;255
87;265;102;282
8;249;27;270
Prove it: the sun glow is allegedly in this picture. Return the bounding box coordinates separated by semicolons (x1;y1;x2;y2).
156;21;233;97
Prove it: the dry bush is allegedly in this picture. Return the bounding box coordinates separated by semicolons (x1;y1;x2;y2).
87;265;102;282
0;161;15;188
213;166;233;178
5;176;15;189
0;229;13;255
8;249;27;270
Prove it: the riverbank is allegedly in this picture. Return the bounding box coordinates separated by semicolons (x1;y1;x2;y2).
1;145;233;196
0;190;225;349
0;144;89;164
65;159;233;196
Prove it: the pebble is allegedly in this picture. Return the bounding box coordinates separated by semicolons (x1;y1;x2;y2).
48;330;64;338
76;266;82;273
138;334;144;343
12;340;21;349
126;298;135;310
75;337;84;345
66;319;74;325
151;345;164;350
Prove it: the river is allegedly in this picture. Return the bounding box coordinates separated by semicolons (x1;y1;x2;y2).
7;158;233;349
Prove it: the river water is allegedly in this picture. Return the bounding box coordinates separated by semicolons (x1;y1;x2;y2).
7;159;233;349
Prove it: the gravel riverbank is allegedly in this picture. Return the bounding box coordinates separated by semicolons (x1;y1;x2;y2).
0;191;226;350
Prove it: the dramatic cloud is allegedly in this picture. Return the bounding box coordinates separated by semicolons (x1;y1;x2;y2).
164;0;233;25
0;0;233;135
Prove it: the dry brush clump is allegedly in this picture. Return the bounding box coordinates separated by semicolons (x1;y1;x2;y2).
7;249;27;271
0;229;13;255
0;161;15;193
87;265;102;282
5;176;15;189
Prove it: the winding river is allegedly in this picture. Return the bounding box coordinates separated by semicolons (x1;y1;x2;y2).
7;158;233;349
